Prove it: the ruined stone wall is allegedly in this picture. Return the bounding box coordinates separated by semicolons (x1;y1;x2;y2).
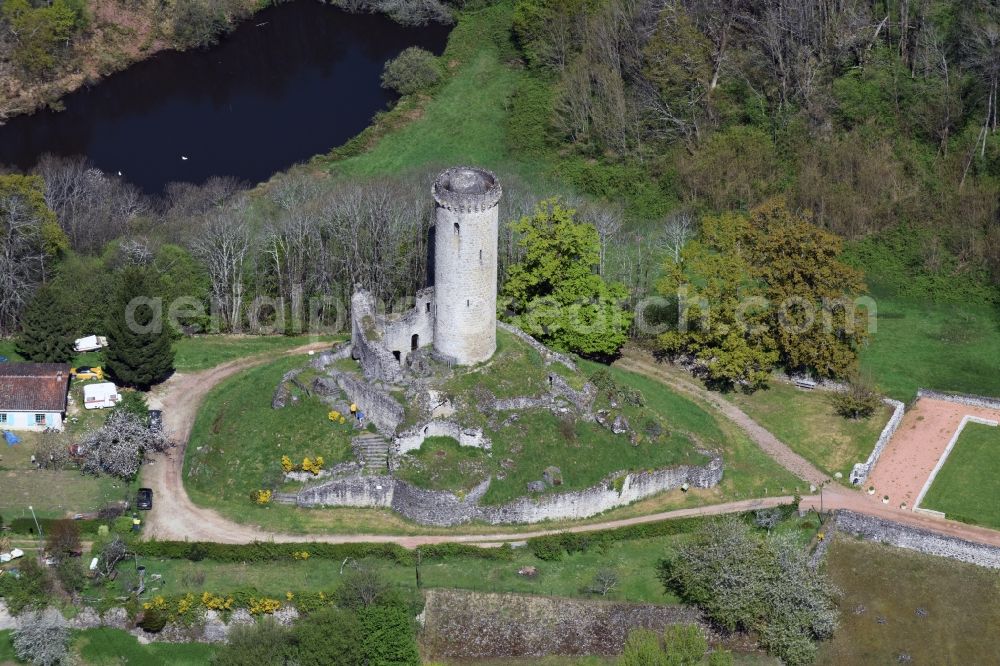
351;290;406;383
394;419;491;455
497;321;576;370
290;455;723;526
849;397;905;486
916;388;1000;410
833;510;1000;569
420;589;707;659
329;371;405;436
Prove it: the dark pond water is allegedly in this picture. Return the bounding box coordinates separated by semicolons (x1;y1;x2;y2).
0;2;450;193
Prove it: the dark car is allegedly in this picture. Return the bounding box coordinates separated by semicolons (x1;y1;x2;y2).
148;409;163;432
136;488;153;510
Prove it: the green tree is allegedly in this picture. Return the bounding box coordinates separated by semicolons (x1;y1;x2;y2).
382;47;441;95
15;284;76;362
290;607;365;666
656;199;867;389
104;267;175;389
358;604;420;666
1;0;85;77
500;198;632;358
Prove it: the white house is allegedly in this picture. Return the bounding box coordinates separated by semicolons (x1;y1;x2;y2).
0;363;71;431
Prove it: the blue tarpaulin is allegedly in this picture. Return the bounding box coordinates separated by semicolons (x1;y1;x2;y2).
4;431;20;446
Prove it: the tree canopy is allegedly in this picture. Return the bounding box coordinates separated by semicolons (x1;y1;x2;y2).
500;198;633;359
104;266;176;389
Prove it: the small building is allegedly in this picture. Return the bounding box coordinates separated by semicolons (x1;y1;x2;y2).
0;363;71;431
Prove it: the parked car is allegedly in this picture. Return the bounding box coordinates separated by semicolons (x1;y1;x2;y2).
136;488;153;510
71;366;104;381
148;409;163;432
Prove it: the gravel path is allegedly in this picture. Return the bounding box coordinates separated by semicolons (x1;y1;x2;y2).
615;350;829;486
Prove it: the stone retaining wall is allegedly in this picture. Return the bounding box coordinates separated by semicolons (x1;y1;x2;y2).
849;397;905;486
916;388;1000;411
833;509;1000;569
316;371;405;436
288;455;722;526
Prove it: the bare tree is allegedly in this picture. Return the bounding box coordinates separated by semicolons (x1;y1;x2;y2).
12;607;70;666
96;536;127;580
589;568;619;596
658;209;695;264
580;202;623;275
79;411;170;480
191;195;253;331
0;188;47;334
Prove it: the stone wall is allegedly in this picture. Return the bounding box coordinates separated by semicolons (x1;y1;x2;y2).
916;388;1000;411
420;589;707;659
289;455;723;526
394;419;491;455
314;371;405;437
849;397;905;486
497;321;576;371
833;509;1000;569
351;290;408;384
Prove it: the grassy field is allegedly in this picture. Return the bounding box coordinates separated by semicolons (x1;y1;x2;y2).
76;628;216;665
172;334;338;372
396;436;490;492
0;631;14;665
817;538;1000;665
184;354;355;507
920;422;1000;529
859;297;1000;402
726;381;893;481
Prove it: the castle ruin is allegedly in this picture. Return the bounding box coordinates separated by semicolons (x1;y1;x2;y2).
351;166;502;381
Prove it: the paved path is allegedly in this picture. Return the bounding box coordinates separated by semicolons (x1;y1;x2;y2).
139;343;1000;550
615;350;829;486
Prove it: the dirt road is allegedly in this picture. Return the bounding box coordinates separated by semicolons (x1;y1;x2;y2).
139;344;1000;550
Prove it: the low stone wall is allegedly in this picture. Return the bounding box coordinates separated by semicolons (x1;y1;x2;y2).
289;455;723;526
394;420;491;455
916;388;1000;411
833;509;1000;569
497;321;576;371
420;589;707;659
324;371;405;437
849;397;905;486
913;415;998;510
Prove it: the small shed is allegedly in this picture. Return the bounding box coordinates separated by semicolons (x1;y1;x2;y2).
84;382;121;410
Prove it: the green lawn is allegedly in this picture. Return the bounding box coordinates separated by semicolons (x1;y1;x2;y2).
184;354;355;508
818;538;1000;665
75;628;216;665
172;334;338;372
860;297;1000;402
920;422;1000;529
0;631;15;665
395;436;489;492
726;381;893;481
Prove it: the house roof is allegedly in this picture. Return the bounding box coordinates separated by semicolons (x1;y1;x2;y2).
0;363;71;412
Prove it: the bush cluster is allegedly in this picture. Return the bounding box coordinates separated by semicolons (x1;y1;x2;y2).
381;47;442;95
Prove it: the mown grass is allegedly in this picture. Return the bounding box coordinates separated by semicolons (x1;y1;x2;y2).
725;381;893;481
75;628;217;665
817;538;1000;665
172;334;339;372
0;630;15;665
184;354;355;507
443;330;551;399
860;296;1000;402
396;436;490;492
920;422;1000;529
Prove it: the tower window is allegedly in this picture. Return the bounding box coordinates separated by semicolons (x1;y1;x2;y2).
454;222;460;234
466;299;470;307
425;302;431;313
392;351;401;363
479;249;482;263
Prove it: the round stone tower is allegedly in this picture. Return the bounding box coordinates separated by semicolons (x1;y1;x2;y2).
432;166;502;366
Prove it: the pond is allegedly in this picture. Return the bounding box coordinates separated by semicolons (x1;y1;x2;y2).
0;2;450;193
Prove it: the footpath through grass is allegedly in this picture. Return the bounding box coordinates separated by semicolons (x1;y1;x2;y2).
726;381;892;481
818;538;1000;665
920;422;1000;529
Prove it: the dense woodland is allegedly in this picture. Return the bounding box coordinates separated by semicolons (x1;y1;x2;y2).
1;0;999;388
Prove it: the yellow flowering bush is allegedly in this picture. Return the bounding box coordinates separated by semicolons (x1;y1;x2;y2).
301;456;324;475
281;455;294;473
328;410;341;421
286;591;295;601
292;550;310;561
143;595;169;612
251;489;272;505
248;597;282;615
201;592;234;611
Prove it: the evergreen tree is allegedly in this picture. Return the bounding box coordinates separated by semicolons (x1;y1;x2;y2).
15;284;76;362
104;267;175;389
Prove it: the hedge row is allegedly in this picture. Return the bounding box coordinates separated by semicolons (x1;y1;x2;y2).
4;517;105;536
131;540;515;565
526;505;800;561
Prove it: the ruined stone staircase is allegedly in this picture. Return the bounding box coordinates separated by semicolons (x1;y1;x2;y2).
351;432;391;473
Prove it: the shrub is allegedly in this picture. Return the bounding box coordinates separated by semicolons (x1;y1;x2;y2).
212;618;291;666
832;374;881;419
138;608;168;633
251;489;272;505
381;47;441;96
